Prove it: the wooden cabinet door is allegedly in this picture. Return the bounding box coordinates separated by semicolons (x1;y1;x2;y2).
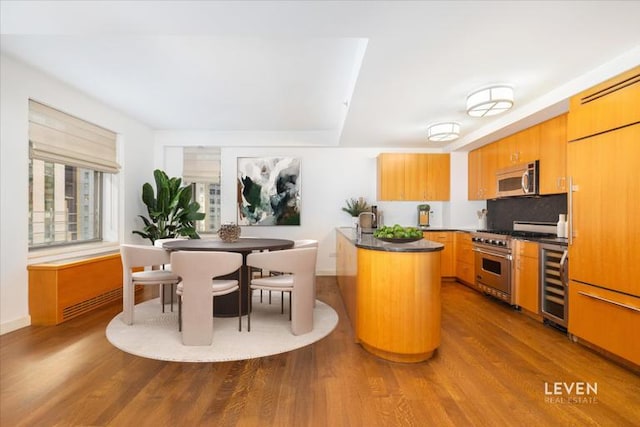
568;66;640;141
517;125;540;165
497;135;516;169
480;143;497;199
424;231;454;277
468;148;482;200
455;232;474;285
426;154;450;200
568;124;640;296
514;240;539;314
404;153;427;200
377;153;405;200
468;144;497;200
539;114;568;194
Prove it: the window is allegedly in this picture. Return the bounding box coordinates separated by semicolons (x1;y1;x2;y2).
192;182;221;233
182;147;221;233
29;159;102;247
28;99;119;249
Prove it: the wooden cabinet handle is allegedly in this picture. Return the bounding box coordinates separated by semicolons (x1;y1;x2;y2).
577;291;640;313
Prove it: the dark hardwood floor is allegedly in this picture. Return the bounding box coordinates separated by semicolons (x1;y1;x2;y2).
1;277;639;426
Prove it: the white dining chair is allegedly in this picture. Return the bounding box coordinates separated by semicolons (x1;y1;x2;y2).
246;247;318;335
154;237;186;312
255;239;318;311
171;251;243;346
120;244;181;325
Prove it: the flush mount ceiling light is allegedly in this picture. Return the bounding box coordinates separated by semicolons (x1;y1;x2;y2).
466;85;514;117
427;122;460;142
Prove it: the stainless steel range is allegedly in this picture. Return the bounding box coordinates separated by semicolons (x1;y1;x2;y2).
471;222;557;306
472;230;515;304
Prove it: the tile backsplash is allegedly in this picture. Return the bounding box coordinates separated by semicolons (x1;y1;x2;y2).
487;194;567;230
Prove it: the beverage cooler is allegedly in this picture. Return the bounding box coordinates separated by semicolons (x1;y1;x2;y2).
540;243;569;329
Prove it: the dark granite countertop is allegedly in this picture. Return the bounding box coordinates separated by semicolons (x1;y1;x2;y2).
336;227;444;253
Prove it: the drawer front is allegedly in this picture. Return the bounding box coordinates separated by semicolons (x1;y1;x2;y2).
569;281;640;365
424;232;452;243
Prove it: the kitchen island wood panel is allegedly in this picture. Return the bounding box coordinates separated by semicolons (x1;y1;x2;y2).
336;228;443;362
356;247;441;363
336;229;358;329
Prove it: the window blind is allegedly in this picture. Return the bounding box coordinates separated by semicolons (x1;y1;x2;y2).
28;99;120;173
182;147;221;184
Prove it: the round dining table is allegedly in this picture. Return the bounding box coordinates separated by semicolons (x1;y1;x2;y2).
162;238;294;317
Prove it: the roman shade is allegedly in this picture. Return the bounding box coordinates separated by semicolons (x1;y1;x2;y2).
182;147;221;184
28;99;120;173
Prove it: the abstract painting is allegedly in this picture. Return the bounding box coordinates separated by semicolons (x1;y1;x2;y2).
237;157;301;226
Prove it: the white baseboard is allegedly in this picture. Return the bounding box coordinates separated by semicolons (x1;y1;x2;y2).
0;316;31;335
317;270;336;276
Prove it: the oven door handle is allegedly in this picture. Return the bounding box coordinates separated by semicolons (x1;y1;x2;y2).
473;247;512;260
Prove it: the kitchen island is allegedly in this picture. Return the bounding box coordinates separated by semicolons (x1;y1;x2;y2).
336;227;444;363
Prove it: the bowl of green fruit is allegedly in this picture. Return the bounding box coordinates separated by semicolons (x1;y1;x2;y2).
373;224;423;243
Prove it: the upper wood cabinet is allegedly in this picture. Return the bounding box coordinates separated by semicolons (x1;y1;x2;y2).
538;114;568;194
567;65;640;142
496;126;540;169
377;153;406;200
378;153;450;201
468;143;497;200
469;115;569;199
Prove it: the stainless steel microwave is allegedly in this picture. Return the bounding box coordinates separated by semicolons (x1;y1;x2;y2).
496;160;539;197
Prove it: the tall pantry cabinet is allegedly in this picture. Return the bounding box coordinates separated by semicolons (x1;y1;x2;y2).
567;66;640;366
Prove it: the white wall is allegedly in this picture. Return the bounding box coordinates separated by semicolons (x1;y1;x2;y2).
0;56;484;334
0;55;155;334
156;138;485;275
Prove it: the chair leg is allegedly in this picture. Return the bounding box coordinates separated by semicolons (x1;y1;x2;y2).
247;287;252;332
161;283;165;313
289;291;292;321
238;269;242;332
281;292;284;314
178;296;182;332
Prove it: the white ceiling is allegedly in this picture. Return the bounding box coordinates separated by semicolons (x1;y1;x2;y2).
2;1;640;151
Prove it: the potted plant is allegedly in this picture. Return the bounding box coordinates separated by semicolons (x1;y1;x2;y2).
342;197;370;227
133;169;205;244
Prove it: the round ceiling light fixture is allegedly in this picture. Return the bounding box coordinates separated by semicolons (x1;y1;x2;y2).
427;122;460;142
466;85;514;117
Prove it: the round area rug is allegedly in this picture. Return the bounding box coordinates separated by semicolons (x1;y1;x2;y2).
106;295;338;362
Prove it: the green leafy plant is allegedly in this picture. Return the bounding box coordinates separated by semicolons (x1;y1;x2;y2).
132;169;205;244
341;197;370;217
